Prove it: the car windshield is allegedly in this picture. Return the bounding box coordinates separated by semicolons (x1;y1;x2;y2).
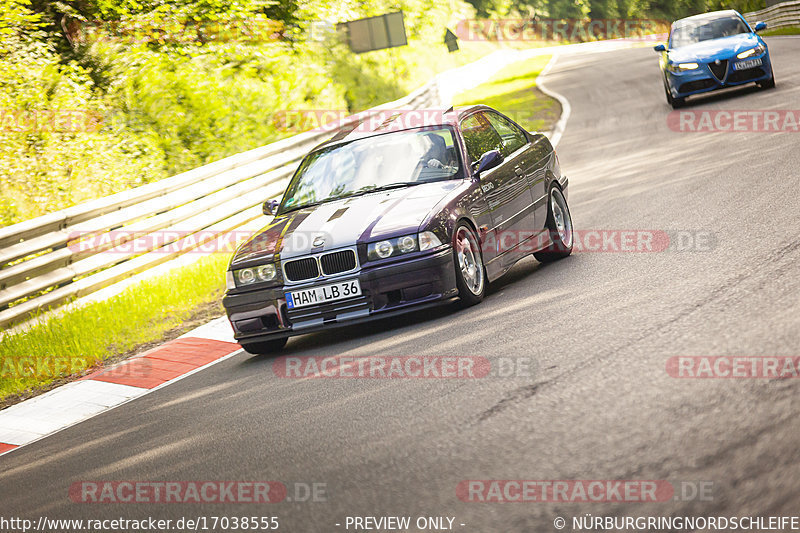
670;15;750;48
279;127;461;213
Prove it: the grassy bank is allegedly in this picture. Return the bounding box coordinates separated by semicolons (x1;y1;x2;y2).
0;252;229;404
761;26;800;36
453;54;559;133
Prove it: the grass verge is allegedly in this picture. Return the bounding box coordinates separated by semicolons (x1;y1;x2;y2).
761;26;800;36
452;54;560;133
0;252;230;406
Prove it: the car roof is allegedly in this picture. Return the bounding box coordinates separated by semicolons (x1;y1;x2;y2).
674;10;742;24
311;105;491;151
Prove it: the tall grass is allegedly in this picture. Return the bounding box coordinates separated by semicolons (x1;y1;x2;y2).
0;253;230;400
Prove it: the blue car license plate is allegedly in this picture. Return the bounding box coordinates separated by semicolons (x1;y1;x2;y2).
734;58;762;70
286;279;361;309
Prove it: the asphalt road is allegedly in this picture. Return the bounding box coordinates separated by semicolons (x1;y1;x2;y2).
2;38;800;532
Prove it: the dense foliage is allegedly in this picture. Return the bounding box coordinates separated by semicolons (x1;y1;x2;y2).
467;0;765;19
0;0;478;225
1;0;764;225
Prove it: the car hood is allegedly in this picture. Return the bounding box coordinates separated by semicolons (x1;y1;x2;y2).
231;180;463;266
668;33;760;63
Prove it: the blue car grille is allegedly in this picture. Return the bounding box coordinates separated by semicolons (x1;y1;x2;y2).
679;79;716;94
728;67;765;83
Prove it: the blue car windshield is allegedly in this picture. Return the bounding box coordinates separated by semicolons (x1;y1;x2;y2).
670;15;750;48
280;127;461;213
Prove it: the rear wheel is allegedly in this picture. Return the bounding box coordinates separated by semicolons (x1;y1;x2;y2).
453;223;486;307
241;337;287;354
534;185;573;263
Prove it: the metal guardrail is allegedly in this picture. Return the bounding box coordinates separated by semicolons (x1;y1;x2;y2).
0;82;443;328
745;0;800;30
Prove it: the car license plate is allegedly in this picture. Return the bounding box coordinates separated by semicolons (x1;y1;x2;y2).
734;58;762;70
285;279;361;309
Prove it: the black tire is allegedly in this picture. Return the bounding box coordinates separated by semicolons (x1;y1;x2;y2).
664;77;685;108
241;337;288;354
664;79;674;105
452;223;486;307
534;185;573;263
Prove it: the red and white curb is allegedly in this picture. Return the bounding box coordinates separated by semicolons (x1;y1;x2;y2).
0;316;241;457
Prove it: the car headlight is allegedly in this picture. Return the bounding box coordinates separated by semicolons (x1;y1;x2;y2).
368;235;418;261
230;263;278;288
668;62;699;73
737;45;765;59
366;232;445;261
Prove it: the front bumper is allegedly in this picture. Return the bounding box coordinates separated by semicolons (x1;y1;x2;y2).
222;247;458;345
666;52;772;98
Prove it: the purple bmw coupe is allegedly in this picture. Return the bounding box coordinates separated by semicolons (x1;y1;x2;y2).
222;105;572;353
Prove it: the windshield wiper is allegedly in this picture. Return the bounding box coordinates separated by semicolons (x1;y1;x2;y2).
282;182;422;213
349;182;420;197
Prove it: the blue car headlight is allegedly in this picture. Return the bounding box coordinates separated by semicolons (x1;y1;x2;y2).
737;44;766;59
667;62;699;73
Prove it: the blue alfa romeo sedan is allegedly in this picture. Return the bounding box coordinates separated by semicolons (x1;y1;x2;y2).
655;10;775;108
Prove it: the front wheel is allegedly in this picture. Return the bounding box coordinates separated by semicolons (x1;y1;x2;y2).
534;185;573;263
241;337;288;355
453;223;486;307
664;77;685;108
758;67;776;89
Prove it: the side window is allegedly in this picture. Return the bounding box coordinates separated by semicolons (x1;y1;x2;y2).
485;113;528;155
460;113;504;167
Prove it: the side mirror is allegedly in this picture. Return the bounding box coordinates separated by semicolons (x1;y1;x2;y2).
754;21;767;32
262;199;280;216
475;149;503;177
653;43;666;52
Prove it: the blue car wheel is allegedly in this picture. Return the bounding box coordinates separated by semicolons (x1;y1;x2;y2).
663;76;685;108
757;65;776;89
